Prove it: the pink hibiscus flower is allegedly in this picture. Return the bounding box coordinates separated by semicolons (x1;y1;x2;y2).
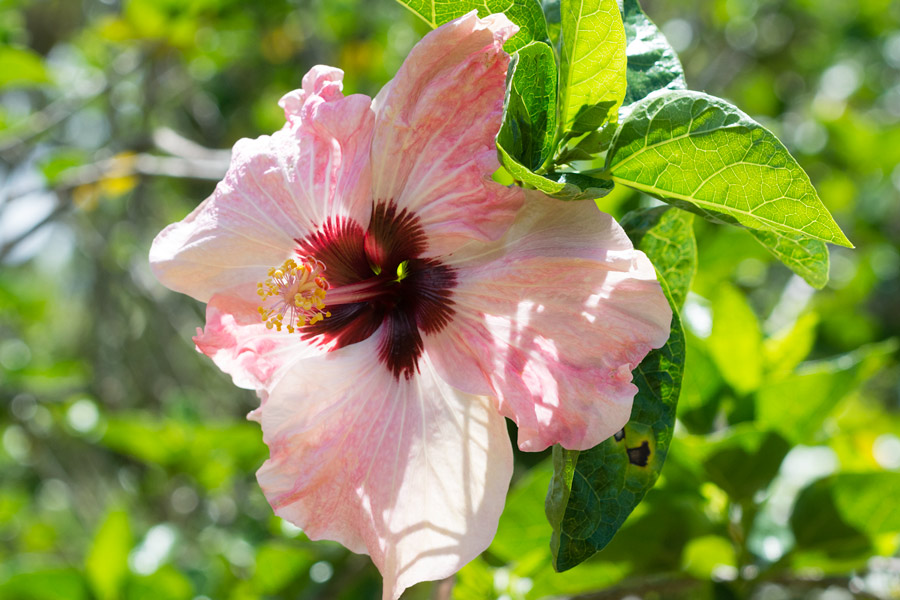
150;11;671;599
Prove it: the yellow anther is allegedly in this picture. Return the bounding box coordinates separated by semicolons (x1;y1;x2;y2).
256;256;330;333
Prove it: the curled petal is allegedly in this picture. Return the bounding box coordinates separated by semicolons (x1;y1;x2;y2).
256;341;513;600
427;193;672;451
150;68;374;302
370;11;523;255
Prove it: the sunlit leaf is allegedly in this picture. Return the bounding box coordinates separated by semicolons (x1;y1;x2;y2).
756;340;898;444
0;47;51;89
251;543;316;594
558;0;626;134
619;206;696;311
681;535;736;579
763;312;820;377
749;228;830;289
491;460;554;562
499;42;557;170
124;566;193;600
831;472;900;535
606;90;853;247
707;284;763;395
392;0;548;51
621;0;686;106
85;509;132;600
0;568;89;600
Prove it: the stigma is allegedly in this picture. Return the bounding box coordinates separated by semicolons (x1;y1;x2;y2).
257;257;331;333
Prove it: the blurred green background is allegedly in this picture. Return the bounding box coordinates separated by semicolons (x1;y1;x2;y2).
1;0;899;598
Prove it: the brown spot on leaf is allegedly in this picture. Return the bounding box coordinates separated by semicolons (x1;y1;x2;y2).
626;441;651;467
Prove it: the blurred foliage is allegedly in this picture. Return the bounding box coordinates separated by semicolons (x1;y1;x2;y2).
1;0;899;598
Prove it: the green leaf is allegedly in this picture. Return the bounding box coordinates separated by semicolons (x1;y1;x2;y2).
763;312;819;377
700;427;790;501
620;206;696;311
393;0;549;51
251;543;315;594
496;18;618;200
706;284;763;395
124;566;193;600
756;340;897;444
558;0;627;134
791;477;871;557
540;0;561;45
497;42;557;172
85;509;132;600
0;47;51;90
606;90;853;248
621;0;686;105
545;199;693;571
681;535;736;580
546;308;685;571
545;220;690;571
0;569;89;600
830;472;900;536
748;228;830;289
491;459;554;562
498;144;614;199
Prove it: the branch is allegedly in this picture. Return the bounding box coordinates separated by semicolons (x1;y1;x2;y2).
0;143;229;262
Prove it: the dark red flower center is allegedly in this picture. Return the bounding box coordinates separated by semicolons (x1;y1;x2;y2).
293;201;456;379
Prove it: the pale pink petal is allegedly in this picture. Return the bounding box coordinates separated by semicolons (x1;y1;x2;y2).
428;194;672;451
150;68;374;302
370;12;523;255
194;293;323;390
256;340;513;600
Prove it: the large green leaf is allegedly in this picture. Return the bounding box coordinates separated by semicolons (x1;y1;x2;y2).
498;42;557;173
748;228;829;289
393;0;548;51
619;206;696;311
606;90;853;248
621;0;686;105
545;207;693;571
558;0;627;134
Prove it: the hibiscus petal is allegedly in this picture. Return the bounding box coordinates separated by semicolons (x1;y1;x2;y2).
194;293;323;390
427;193;673;452
370;11;523;255
256;340;512;600
150;68;375;302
